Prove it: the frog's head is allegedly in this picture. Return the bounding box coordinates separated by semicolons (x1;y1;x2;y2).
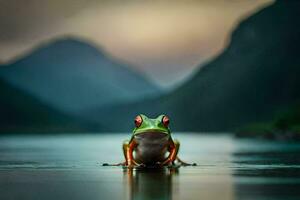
132;114;171;136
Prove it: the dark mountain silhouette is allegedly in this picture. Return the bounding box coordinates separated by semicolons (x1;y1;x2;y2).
90;1;300;132
0;38;159;115
0;78;89;133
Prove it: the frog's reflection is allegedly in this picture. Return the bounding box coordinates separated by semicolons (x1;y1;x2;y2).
123;168;178;200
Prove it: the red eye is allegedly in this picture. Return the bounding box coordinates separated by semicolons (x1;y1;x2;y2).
134;115;143;127
162;115;170;127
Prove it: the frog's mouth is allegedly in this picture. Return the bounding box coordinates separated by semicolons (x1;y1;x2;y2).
134;130;169;139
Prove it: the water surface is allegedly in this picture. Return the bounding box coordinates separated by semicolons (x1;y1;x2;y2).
0;133;299;200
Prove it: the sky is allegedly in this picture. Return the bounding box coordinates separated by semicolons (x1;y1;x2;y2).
0;0;274;88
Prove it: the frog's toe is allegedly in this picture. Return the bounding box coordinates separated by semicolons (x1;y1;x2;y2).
180;162;197;167
127;164;135;169
137;163;146;168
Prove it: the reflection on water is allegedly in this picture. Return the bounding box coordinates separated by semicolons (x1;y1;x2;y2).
0;134;299;200
124;168;178;200
232;141;300;200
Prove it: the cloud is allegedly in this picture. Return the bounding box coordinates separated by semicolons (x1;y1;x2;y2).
0;0;274;87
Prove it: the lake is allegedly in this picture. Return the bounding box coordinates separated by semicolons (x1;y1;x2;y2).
0;133;299;200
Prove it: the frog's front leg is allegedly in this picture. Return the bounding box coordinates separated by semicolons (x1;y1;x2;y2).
160;139;180;166
123;139;140;168
159;139;196;166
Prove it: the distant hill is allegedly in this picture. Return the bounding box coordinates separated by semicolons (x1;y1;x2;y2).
235;102;300;140
0;38;159;115
90;1;300;132
0;78;89;133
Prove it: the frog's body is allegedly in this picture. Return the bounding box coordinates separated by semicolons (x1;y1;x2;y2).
120;114;192;168
133;131;169;164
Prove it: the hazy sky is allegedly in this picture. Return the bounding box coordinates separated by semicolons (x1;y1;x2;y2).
0;0;273;88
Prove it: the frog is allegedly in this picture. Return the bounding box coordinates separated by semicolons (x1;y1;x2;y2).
118;114;195;168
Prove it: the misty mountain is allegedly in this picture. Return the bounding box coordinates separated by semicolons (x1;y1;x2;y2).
0;38;159;114
91;1;300;132
0;78;88;133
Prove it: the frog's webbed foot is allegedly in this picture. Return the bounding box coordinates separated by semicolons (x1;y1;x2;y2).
176;157;197;166
132;163;146;169
137;163;146;167
102;161;126;166
124;162;146;170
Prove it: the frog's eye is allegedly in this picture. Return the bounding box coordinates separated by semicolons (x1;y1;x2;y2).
162;115;170;127
134;115;143;128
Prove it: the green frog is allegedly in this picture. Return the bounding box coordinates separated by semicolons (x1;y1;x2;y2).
119;114;194;168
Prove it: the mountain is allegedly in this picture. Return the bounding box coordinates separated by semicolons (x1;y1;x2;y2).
0;38;159;115
0;78;89;133
89;1;300;132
